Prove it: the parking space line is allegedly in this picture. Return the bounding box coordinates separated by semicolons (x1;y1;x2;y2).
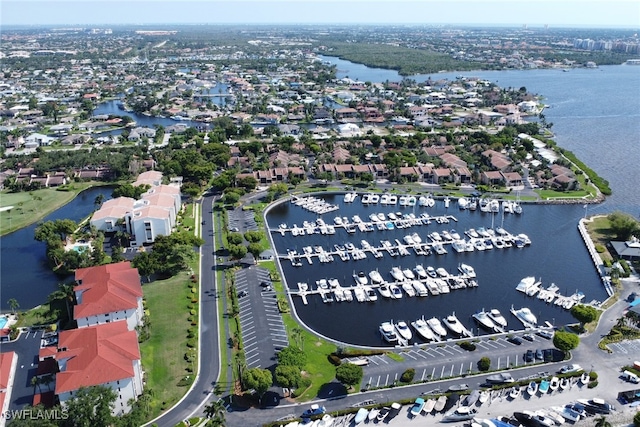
373;355;388;364
403;352;417;360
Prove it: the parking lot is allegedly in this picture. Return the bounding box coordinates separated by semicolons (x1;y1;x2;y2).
235;266;289;369
345;333;564;389
228;209;258;233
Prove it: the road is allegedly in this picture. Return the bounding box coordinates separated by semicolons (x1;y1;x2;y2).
146;193;221;426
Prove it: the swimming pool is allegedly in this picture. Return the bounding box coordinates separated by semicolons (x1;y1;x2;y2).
0;316;8;329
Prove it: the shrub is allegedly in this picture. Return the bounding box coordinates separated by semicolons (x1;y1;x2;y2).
400;368;415;383
186;339;196;348
594;244;606;253
633;410;640;427
328;354;342;366
478;357;491;371
589;371;598;380
587;380;598;388
459;341;477;351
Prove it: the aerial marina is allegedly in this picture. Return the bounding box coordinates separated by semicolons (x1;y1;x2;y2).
267;191;608;347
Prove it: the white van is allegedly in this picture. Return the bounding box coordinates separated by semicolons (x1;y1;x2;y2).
622;370;640;383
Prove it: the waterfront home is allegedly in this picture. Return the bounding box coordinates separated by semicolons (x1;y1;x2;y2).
91;197;136;232
482;149;512;171
134;170;163;187
482;170;505;186
74;261;144;331
39;322;143;416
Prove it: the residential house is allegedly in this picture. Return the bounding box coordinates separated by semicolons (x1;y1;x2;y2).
482;170;505;186
432;167;453;184
502;171;523;187
482;149;512;171
42;322;142;416
74;262;144;331
90;198;135;232
134;170;163;187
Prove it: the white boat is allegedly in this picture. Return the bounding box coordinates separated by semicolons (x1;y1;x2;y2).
411;316;435;341
414;264;428;278
423;398;436;413
379;321;399;344
402;268;415;280
390;267;405;281
354;408;368;425
369;270;384;284
434;395;447;412
478;390;490;404
378;284;392;298
436;267;449;277
394;320;413;341
427;317;447;337
443;312;465;335
458;263;476;278
402;281;416;297
511;306;537;328
407;196;417;206
515;276;537;293
473;310;497;331
353;287;367;302
390;284;403;299
388;194;398;205
549;406;581;423
369;194;380;204
353;271;368;286
442;406;477;422
364;286;378;302
426;266;437;278
488;308;508;329
412;280;429;297
549;376;560;391
380;193;390;205
367;408;379;422
509;386;521;399
399;195;409;206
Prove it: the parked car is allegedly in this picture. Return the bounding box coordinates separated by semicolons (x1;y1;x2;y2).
302;404;325;417
535;348;544;360
536;330;554;339
522;333;535;342
507;336;523;345
558;364;583;374
524;349;535;363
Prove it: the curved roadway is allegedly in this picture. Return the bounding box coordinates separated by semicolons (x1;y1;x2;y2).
147;193;221;426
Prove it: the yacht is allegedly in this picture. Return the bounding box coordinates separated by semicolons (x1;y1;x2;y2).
388;194;398;205
411;316;436;341
390;267;405;281
411;280;429;297
414;264;428;279
443;312;465;335
380;193;390;205
369;270;384;284
449;229;461;240
436;267;449;277
369;194;380;204
377;212;386;221
379;322;399;344
390;284;403;299
427;317;447;337
526;381;538;396
473;310;497;331
458;263;476;278
364;286;378;302
402;268;415;280
401;282;416;297
515;276;537;293
353;271;368;286
426;266;437;278
394;320;413;341
378;284;392;298
399;195;409;206
487;308;508;329
458;197;469;209
406;196;417;206
511;306;538;328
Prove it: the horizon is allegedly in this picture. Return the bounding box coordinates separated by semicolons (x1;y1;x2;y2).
2;1;639;28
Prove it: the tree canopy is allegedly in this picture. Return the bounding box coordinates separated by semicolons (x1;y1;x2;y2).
242;367;272;398
335;363;363;388
63;385;117;427
570;304;599;328
553;330;580;354
276;346;307;368
608;211;640;241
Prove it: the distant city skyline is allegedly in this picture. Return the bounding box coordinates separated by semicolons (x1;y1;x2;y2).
2;0;639;28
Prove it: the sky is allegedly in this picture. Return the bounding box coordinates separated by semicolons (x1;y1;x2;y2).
2;0;639;28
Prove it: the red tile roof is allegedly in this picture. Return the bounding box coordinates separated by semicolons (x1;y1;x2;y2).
0;351;16;390
54;322;140;394
74;262;142;319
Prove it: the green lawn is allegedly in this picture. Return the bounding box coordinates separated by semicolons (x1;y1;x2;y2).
0;182;106;236
140;271;195;417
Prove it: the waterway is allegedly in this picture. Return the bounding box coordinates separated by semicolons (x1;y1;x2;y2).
267;195;608;347
0;187;113;311
320;55;640;216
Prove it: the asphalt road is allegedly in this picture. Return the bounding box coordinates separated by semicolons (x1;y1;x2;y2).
2;329;47;410
146;193;221;426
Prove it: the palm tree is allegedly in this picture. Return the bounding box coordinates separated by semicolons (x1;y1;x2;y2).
595;416;612;427
30;376;42;395
7;298;19;315
204;399;226;425
292;327;304;350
